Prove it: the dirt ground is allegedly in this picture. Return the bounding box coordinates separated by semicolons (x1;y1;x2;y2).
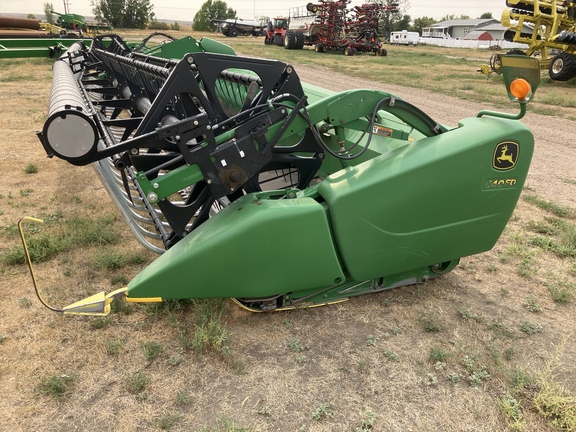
0;50;575;432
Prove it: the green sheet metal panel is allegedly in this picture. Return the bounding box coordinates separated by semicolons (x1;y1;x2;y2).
318;116;534;281
0;38;92;59
128;193;345;299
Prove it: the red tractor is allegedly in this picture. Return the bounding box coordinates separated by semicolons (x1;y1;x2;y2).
264;17;290;46
264;2;398;56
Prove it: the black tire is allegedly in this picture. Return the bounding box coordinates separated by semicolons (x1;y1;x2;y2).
506;49;526;56
295;32;305;49
229;27;239;38
344;46;354;56
273;34;283;46
284;30;297;49
315;44;324;53
549;52;576;81
378;48;387;56
264;36;271;45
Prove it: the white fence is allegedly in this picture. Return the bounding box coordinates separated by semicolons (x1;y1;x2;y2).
418;37;527;50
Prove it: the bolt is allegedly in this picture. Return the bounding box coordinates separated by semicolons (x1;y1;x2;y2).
288;192;295;198
187;56;194;64
147;192;158;202
340;118;345;123
206;125;212;130
174;135;181;141
229;170;242;182
422;275;430;282
194;120;199;126
153;183;159;189
207;179;212;184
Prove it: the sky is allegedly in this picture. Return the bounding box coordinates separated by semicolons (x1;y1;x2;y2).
1;0;508;23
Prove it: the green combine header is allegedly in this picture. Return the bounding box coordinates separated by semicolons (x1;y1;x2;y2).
23;33;541;314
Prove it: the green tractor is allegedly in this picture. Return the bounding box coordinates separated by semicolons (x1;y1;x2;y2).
51;10;86;33
26;34;540;315
50;10;113;36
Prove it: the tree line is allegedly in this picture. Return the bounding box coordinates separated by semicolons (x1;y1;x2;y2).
39;0;493;33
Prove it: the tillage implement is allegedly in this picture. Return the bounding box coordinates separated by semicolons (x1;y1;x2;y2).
26;34;540;315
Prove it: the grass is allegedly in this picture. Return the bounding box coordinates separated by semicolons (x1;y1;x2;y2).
199;416;251;432
524;295;542;312
545;279;574;304
527;218;576;258
384;349;400;362
142;341;163;362
2;215;121;265
93;248;147;269
365;334;379;346
0;74;33;82
499;393;526;431
90;316;112;329
155;413;182;430
523;195;575;219
106;338;123;355
35;374;75;398
356;410;378;431
23;163;38;174
532;337;576;431
124;372;150;394
288;338;309;352
520;321;542;335
418;310;441;332
311;402;332;421
428;346;452;363
164;299;233;359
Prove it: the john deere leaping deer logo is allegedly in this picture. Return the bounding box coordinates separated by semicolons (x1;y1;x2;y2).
493;142;519;170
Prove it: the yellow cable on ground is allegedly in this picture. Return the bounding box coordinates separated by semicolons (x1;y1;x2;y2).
18;216;63;312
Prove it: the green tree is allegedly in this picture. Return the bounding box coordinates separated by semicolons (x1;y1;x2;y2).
192;0;237;32
411;16;436;34
43;3;54;24
440;14;470;21
367;0;410;38
391;14;411;31
91;0;154;29
479;12;493;19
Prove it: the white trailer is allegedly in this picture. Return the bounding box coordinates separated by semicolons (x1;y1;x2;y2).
390;30;419;46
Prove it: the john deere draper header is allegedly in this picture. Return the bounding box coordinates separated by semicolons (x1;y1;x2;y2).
25;33;540;314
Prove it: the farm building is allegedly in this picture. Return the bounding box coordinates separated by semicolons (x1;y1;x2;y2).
421;19;532;40
463;30;493;41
